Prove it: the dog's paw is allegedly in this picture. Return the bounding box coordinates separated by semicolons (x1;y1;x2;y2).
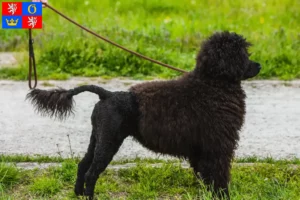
74;183;84;196
83;191;94;200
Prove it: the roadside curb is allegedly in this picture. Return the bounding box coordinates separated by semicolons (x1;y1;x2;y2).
9;162;300;171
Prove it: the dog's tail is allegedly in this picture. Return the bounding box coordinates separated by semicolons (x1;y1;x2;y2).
26;85;112;120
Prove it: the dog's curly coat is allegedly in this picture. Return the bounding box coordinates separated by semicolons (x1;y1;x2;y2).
26;31;261;199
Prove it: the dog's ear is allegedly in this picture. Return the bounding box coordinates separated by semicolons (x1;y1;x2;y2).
195;31;251;81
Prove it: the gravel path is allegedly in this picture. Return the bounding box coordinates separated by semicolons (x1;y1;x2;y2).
0;78;300;161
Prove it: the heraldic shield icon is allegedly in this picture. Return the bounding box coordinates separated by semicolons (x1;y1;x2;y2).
2;2;43;29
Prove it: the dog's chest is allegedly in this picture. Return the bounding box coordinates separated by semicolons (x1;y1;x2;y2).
133;90;244;155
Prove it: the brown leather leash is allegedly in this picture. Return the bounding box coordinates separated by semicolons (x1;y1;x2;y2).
28;3;187;89
28;29;37;89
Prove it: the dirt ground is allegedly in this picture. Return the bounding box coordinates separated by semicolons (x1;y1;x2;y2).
0;78;300;161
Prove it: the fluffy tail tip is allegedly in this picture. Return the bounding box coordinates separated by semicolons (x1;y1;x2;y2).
26;88;75;120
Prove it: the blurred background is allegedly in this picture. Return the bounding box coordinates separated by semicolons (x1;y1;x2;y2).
0;0;299;80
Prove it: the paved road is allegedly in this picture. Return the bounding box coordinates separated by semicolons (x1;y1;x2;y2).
0;78;300;161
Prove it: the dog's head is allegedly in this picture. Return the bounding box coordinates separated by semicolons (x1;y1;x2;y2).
195;31;261;81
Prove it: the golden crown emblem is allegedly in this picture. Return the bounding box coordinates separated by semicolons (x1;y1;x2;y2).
6;18;19;26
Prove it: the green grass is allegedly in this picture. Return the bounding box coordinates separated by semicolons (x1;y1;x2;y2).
0;154;66;163
0;154;171;164
29;177;62;197
0;0;299;80
0;158;300;199
0;163;20;189
235;156;300;165
2;153;300;165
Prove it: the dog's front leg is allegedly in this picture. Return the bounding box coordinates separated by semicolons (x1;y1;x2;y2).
190;156;231;200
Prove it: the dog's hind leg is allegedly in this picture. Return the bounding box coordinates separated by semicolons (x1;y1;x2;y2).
190;156;231;200
74;129;96;196
83;115;126;199
83;138;124;199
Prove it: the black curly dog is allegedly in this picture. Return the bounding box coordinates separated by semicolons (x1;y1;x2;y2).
26;31;261;199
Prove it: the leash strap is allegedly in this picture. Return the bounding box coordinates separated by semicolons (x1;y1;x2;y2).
27;3;187;89
42;3;187;74
28;29;38;89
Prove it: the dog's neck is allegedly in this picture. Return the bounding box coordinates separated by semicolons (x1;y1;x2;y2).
189;67;242;85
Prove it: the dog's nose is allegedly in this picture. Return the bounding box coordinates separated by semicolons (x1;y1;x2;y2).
256;63;261;70
258;65;261;70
